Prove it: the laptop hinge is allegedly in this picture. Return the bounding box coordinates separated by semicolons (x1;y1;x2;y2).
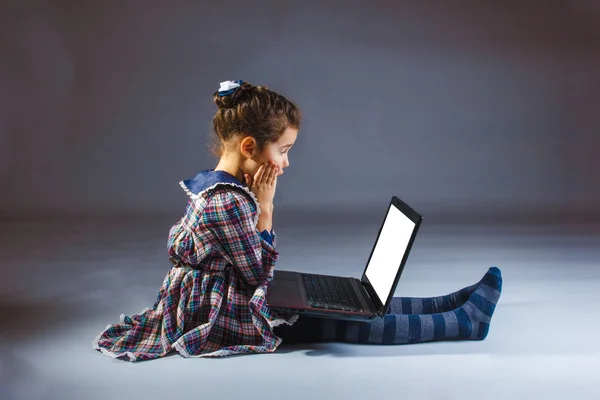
358;280;379;314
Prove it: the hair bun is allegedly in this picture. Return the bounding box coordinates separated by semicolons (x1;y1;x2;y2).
213;81;255;109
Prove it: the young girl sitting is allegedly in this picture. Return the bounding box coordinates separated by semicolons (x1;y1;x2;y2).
93;80;503;361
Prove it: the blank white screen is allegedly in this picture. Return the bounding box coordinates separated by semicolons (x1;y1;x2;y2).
364;204;415;305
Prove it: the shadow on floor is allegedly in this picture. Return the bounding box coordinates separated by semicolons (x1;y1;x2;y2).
275;340;497;358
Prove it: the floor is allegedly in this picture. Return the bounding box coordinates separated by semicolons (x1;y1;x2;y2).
1;213;599;400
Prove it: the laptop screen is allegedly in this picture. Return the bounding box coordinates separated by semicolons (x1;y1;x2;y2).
363;202;417;307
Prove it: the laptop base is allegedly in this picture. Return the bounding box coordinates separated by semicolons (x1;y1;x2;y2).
267;270;380;322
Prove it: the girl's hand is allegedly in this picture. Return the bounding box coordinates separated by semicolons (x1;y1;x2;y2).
244;161;278;212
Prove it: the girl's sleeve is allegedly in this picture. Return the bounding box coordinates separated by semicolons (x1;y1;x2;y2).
203;190;279;286
259;229;275;246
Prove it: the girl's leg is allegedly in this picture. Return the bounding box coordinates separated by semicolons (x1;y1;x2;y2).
386;281;480;314
275;267;502;345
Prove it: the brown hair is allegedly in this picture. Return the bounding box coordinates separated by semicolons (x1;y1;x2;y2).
209;81;301;157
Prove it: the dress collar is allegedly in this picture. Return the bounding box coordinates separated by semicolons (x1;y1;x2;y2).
180;169;247;196
178;169;261;216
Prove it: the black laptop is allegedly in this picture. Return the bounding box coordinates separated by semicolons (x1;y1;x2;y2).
266;196;423;321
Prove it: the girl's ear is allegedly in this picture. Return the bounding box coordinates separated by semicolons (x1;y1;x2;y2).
240;136;256;159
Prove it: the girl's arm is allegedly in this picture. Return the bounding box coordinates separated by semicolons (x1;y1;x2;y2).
204;190;278;286
257;202;273;232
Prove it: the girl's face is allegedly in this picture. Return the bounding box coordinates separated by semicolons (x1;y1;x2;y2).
252;127;298;177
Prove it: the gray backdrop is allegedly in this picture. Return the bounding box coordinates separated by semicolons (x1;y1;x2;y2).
1;4;600;399
1;0;599;223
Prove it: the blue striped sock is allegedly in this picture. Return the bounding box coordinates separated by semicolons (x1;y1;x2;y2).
387;282;479;314
276;267;502;344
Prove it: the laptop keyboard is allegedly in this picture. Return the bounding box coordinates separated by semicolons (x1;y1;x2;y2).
302;274;361;311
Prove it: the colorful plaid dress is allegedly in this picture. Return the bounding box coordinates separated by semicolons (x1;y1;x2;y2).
93;169;298;360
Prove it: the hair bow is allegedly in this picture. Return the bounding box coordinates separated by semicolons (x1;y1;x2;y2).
218;80;243;96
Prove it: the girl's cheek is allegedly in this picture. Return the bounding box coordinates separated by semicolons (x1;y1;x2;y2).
267;155;280;166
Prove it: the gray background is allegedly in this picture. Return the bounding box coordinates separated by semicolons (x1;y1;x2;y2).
2;0;599;222
1;2;600;400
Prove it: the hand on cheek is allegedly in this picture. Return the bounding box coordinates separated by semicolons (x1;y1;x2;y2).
244;161;279;209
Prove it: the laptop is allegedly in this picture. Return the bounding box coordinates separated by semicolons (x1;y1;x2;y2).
266;196;423;321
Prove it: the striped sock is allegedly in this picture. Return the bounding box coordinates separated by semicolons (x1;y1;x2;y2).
387;282;479;314
276;267;502;344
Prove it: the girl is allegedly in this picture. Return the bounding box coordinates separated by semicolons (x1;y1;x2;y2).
93;80;502;361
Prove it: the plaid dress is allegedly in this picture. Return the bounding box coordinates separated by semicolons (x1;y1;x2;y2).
93;169;298;360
